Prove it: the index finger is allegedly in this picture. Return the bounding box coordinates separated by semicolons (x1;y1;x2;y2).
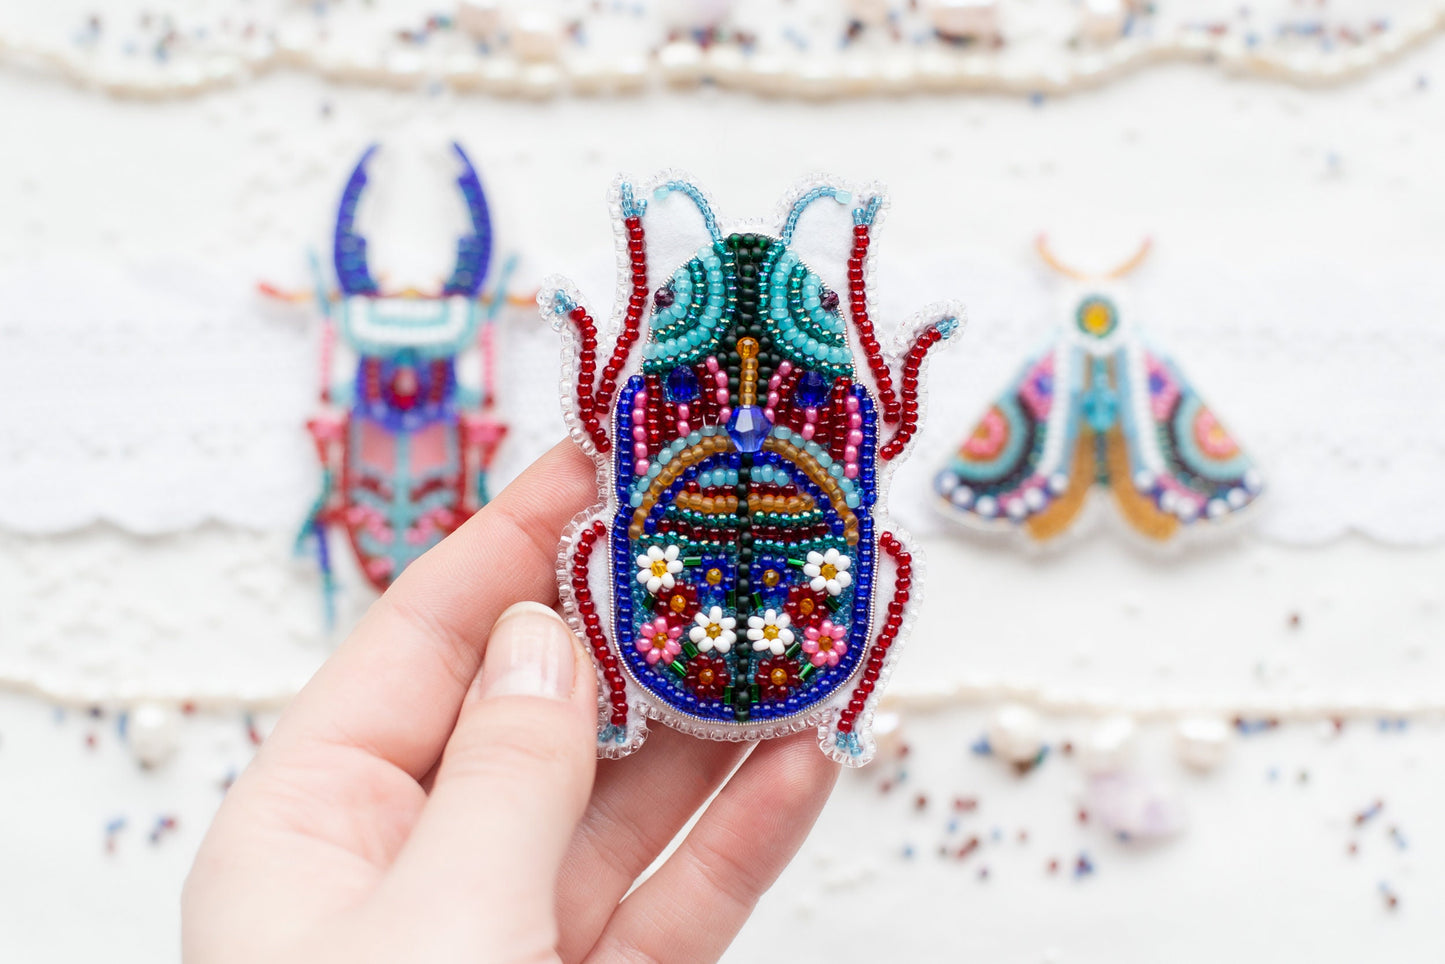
264;439;597;781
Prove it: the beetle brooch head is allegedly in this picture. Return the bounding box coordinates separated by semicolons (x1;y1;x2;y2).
542;175;963;766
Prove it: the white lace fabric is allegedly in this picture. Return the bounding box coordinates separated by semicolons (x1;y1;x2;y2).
5;252;1440;545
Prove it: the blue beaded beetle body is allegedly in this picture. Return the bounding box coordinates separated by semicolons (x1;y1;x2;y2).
545;175;962;766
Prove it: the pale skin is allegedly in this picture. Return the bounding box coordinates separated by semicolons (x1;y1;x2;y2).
183;441;840;963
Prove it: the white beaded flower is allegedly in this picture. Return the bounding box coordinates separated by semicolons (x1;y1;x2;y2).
689;606;737;654
635;544;683;594
747;609;794;656
804;548;853;596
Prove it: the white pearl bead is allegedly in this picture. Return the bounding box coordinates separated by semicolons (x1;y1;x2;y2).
509;12;564;63
987;703;1043;763
658;42;706;86
932;0;1000;42
658;0;734;31
456;0;504;41
1078;714;1136;774
129;702;181;769
848;0;892;28
1175;716;1230;771
1079;0;1127;44
1086;772;1185;841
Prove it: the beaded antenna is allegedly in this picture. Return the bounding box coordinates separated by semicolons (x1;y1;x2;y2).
285;143;512;619
934;236;1261;544
542;174;963;766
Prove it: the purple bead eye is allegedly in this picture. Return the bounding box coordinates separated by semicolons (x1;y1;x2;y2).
654;285;676;310
820;288;840;313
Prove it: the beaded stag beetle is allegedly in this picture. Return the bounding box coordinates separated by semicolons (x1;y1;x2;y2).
293;143;511;615
543;175;963;766
934;237;1261;544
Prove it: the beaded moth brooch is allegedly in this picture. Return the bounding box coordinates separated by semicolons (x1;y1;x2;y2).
543;174;962;766
934;237;1261;544
289;143;511;616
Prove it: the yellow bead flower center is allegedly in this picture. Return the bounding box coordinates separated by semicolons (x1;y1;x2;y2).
651;633;669;649
697;668;715;685
705;567;723;585
820;563;837;581
762;568;781;587
769;668;789;686
798;597;815;615
1081;301;1113;335
650;560;669;577
706;623;722;637
669;594;688;613
763;626;780;641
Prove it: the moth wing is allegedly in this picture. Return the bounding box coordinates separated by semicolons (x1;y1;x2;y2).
1113;346;1262;535
934;344;1095;541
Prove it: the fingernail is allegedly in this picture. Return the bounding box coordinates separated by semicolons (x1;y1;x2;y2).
481;601;576;701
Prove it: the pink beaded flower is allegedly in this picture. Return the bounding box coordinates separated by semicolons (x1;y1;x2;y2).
802;618;848;668
634;616;682;665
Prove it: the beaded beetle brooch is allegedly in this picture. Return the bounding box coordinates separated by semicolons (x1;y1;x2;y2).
542;175;962;766
288;143;512;617
935;237;1261;544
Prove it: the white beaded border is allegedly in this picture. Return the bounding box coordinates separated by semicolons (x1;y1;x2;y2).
6;668;1443;728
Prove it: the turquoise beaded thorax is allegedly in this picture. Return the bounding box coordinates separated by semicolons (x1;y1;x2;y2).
544;175;963;766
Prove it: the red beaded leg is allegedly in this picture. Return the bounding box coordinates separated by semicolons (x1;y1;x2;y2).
848;223;903;426
564;303;608;453
572;521;628;728
880;323;948;461
837;531;912;736
595;215;650;418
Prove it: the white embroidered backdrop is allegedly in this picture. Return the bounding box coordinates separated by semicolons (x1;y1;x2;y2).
3;1;1445;961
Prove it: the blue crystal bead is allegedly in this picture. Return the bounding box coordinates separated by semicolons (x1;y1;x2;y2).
666;366;699;403
795;369;830;408
726;405;772;454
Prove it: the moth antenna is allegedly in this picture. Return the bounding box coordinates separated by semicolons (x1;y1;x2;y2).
653;179;722;242
1036;233;1153;280
781;185;852;245
1106;237;1153;279
1033;233;1088;281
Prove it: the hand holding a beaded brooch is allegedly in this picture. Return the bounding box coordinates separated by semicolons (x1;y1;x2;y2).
183;440;839;964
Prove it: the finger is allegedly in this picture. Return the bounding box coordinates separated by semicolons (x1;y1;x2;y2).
582;733;839;964
382;602;597;952
264;440;594;781
555;730;751;961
